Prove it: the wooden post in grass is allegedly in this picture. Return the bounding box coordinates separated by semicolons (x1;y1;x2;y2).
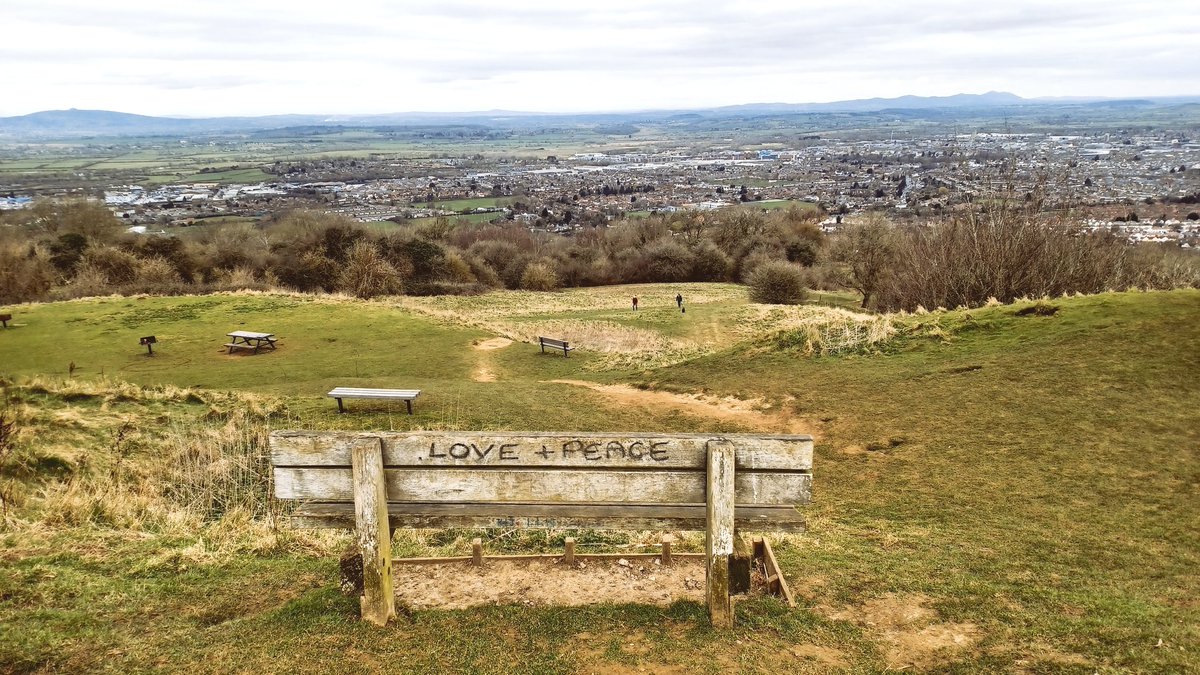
564;537;576;565
472;538;483;566
661;534;673;565
351;437;394;625
706;439;735;628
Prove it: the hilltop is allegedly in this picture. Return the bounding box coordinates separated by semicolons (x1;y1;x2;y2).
0;286;1197;672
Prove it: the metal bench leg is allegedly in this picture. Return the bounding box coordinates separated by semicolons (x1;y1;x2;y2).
337;398;345;414
406;400;413;415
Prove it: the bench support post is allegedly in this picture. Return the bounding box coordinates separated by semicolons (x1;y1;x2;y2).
336;398;345;414
564;537;576;565
351;437;394;625
706;439;736;628
406;400;413;415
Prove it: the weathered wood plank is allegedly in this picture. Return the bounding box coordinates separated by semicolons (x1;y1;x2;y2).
270;431;812;471
289;502;807;532
707;440;735;628
761;537;796;608
274;467;811;506
351;438;394;625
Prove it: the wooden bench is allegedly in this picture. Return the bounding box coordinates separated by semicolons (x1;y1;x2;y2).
538;336;573;357
270;430;812;627
327;387;421;415
0;313;11;328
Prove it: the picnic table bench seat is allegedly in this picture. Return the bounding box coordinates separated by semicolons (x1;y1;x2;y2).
327;387;421;414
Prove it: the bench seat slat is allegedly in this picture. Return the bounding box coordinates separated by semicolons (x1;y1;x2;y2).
328;388;420;399
289;501;806;532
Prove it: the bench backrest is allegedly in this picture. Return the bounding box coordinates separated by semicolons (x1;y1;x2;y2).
0;314;11;322
270;430;813;628
270;430;811;531
539;337;569;348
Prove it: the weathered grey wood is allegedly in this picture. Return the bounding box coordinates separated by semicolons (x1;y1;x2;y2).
289;502;807;532
275;466;811;506
564;537;576;565
661;535;673;565
351;438;394;625
471;538;482;566
730;534;752;595
760;537;796;608
271;431;813;471
706;440;735;628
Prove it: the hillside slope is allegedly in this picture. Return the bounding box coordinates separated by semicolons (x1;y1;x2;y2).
0;288;1197;672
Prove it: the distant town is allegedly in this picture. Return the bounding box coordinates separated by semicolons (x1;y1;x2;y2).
2;103;1199;247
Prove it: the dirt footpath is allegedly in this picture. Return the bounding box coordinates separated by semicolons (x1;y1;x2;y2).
394;558;705;610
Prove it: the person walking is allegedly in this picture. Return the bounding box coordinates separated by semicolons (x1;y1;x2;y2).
675;293;683;309
631;296;638;311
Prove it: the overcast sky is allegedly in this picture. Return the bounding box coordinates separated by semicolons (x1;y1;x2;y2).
3;0;1198;117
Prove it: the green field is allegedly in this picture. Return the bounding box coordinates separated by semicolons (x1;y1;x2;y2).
744;199;819;211
425;197;513;212
1;286;1197;672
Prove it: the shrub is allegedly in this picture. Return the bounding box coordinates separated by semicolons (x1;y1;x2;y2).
337;241;404;299
520;260;560;291
80;246;139;286
690;241;731;281
135;257;182;285
0;245;55;303
748;261;810;304
637;238;695;282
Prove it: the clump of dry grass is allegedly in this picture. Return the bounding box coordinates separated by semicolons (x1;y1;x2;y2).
740;305;897;355
3;377;340;555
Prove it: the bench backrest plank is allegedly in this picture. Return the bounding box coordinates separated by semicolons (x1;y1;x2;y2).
272;431;811;513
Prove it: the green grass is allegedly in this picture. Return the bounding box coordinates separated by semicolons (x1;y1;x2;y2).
424;197;512;212
1;287;1197;672
743;199;819;211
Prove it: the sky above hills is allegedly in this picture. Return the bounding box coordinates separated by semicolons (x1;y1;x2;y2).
4;0;1198;117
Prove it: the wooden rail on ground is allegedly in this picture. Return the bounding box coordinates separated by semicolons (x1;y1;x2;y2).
270;430;813;627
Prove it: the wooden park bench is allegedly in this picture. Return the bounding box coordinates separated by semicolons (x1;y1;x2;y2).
327;387;421;415
270;430;812;627
538;336;573;357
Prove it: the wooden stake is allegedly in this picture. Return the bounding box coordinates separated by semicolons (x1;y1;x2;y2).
564;537;576;565
706;439;735;628
661;534;673;565
472;538;483;566
351;437;394;625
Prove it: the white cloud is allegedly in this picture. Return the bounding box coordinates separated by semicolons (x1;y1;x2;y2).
3;0;1198;116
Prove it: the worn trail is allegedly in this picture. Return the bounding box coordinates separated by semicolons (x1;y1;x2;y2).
547;379;812;435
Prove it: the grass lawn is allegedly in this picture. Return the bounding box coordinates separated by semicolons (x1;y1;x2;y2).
423;197;512;212
0;287;1197;672
743;199;819;212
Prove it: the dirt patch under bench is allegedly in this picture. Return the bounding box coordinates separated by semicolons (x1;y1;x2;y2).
393;557;705;610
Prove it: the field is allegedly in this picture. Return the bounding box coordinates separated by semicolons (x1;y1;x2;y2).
0;285;1197;673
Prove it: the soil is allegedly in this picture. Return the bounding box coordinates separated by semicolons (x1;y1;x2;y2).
473;337;514;350
548;380;814;435
393;558;705;610
820;593;980;669
471;337;512;382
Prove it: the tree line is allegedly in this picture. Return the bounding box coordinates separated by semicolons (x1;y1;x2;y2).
1;197;1196;310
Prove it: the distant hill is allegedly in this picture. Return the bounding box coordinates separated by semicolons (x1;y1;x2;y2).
1;93;1196;138
714;91;1029;113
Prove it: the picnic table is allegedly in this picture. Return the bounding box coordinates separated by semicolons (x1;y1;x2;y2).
225;330;277;354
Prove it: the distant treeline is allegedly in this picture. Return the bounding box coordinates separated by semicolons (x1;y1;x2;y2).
1;196;1196;311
